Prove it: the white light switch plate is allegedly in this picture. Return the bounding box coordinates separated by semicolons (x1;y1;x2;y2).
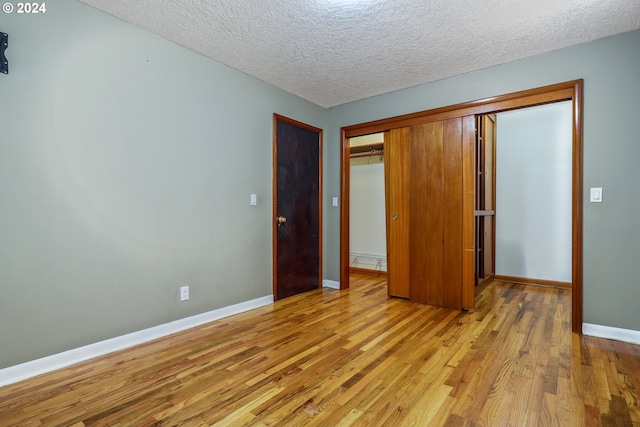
332;197;339;207
590;187;603;203
250;194;257;206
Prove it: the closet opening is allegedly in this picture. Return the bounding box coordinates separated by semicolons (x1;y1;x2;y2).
486;101;573;293
348;133;387;278
339;80;582;332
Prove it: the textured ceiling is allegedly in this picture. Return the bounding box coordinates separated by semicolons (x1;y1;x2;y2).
77;0;640;108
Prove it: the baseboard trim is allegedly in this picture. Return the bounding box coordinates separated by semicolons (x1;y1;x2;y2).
0;295;274;388
583;323;640;345
349;267;387;277
494;275;571;289
322;280;340;290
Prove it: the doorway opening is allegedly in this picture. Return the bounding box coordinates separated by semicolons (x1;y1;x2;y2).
339;80;583;332
348;133;387;278
489;102;573;292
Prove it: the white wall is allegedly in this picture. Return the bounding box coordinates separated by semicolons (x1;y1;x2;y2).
349;155;387;271
496;102;573;282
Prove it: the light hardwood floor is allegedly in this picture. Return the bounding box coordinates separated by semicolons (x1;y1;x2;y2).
1;274;639;426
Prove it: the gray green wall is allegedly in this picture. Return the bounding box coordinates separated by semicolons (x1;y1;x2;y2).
0;0;325;368
326;29;640;332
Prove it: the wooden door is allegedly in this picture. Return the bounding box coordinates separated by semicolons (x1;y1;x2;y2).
475;114;496;284
385;128;410;298
273;115;322;300
384;117;475;310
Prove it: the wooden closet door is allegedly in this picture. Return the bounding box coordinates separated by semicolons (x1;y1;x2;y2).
481;114;496;279
409;120;464;309
443;119;465;309
462;116;476;310
385;128;410;298
385;117;475;310
409;121;445;306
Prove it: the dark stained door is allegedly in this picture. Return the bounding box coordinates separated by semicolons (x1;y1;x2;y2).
273;115;322;300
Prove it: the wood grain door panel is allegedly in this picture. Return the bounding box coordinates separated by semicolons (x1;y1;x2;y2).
385;117;474;310
385;128;410;298
483;115;496;278
409;121;444;306
462;116;476;310
442;118;464;309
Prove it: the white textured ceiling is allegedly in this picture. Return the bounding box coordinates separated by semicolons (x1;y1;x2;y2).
77;0;640;107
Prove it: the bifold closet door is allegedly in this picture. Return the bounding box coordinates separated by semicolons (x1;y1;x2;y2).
385;117;475;310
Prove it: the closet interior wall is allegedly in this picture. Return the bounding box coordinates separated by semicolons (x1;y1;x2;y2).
349;134;387;275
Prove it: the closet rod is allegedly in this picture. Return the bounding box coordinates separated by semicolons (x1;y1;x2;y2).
349;149;384;159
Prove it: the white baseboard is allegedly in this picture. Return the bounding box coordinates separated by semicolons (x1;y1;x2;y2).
583;323;640;345
322;280;340;290
0;295;274;388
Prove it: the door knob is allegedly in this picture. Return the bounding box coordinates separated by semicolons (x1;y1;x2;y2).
277;216;287;225
392;214;398;220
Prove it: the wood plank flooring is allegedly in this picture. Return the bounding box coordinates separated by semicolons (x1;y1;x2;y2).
1;274;639;426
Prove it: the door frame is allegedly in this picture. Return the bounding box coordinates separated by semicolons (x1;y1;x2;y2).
339;80;583;333
272;114;323;300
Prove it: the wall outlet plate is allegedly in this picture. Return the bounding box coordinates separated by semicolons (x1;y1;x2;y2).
180;285;189;301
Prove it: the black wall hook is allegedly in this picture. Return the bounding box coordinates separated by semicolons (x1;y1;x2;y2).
0;32;8;74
